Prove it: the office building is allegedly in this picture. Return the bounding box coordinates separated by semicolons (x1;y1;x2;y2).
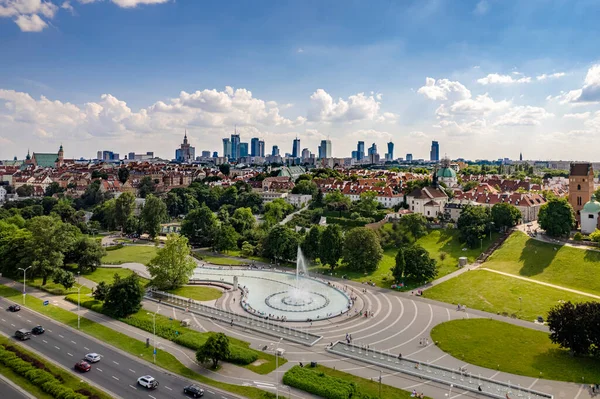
212;151;218;158
100;150;119;161
96;151;102;160
292;138;301;158
175;132;195;162
272;145;280;156
387;141;394;161
301;148;311;160
222;138;232;158
352;150;358;160
258;140;265;157
406;153;413;162
128;151;154;161
239;142;249;158
368;143;377;156
357;141;365;161
201;151;211;158
318;139;332;159
231;133;241;160
251;137;260;157
430;141;440;162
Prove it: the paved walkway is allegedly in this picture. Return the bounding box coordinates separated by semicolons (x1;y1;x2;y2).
279;205;308;226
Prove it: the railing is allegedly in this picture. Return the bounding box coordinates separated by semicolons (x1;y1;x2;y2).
146;289;323;347
327;342;552;399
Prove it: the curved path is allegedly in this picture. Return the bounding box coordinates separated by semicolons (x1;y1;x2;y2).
113;260;584;399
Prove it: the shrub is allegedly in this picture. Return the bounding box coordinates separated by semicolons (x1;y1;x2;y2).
573;232;583;241
283;366;357;399
105;244;124;251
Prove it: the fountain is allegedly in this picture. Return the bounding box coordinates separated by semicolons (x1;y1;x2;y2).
191;246;351;321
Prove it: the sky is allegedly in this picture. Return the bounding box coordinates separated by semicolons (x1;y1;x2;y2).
1;0;600;161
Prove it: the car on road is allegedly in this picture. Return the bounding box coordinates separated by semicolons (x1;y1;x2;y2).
74;360;91;372
183;384;204;397
84;353;101;363
137;375;159;389
7;305;20;312
31;325;45;335
15;329;31;341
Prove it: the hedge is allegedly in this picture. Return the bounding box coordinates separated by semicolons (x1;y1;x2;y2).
326;217;370;228
174;332;258;365
0;345;88;399
283;366;358;399
104;244;124;251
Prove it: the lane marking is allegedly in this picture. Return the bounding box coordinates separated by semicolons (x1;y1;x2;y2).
208;391;215;394
58;334;64;338
129;368;136;373
97;368;103;372
10;323;15;327
48;329;52;332
528;378;539;389
26;319;31;323
112;376;119;381
84;346;89;350
67;353;73;357
1;319;5;322
149;395;157;399
54;346;60;350
17;315;21;318
574;384;585;399
112;361;119;365
42;339;48;343
129;385;138;390
71;340;77;344
164;386;172;391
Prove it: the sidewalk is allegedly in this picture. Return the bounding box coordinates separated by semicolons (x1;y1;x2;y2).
0;278;313;399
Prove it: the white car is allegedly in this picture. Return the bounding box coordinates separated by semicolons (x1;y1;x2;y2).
137;375;159;389
84;353;101;363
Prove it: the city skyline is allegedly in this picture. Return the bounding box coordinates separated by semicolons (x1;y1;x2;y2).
2;1;600;161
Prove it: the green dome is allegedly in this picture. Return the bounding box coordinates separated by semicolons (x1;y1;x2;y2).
583;195;600;214
438;167;456;178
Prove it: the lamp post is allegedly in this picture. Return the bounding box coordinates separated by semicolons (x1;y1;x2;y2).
17;266;32;305
76;272;82;329
489;222;494;241
275;337;283;399
519;297;522;311
147;306;160;363
378;370;382;398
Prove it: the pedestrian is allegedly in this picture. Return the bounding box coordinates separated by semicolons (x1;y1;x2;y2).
425;338;429;346
419;338;423;346
397;353;402;359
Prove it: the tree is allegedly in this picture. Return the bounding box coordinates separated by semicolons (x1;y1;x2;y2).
547;301;600;356
324;190;351;213
115;192;136;231
117;168;130;184
589;229;600;243
461;181;478;192
263;198;293;225
51;199;76;223
196;332;230;369
230;207;255;234
16;185;34;197
218;164;231;176
301;225;322;261
292;180;318;196
44;182;64;197
392;244;437;282
319;224;344;270
343;227;383;272
538;198;575;238
354;191;379;216
312;189;324;209
262;225;300;262
140;194;167;238
0;221;31;277
137;176;156;198
41;196;59;215
71;237;106;273
235;191;262;213
103;273;145;318
181;205;218;247
456;205;491;248
215;224;239;252
52;269;75;290
92;198;117;230
148;233;196;290
491;203;521;231
93;281;110;301
241;241;255;257
220;186;238;207
398;214;428;242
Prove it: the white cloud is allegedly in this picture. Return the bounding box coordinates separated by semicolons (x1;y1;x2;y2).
349;129;392;141
473;0;489;15
550;65;600;103
434;119;490;137
448;93;511;115
307;89;385;123
477;73;531;85
494;106;554;126
417;77;471;101
563;112;591;119
110;0;169;8
14;13;47;31
536;72;566;81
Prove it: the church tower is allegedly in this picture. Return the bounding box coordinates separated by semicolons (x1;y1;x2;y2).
57;144;64;167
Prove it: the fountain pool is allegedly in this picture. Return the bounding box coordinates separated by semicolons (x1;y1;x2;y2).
192;248;352;322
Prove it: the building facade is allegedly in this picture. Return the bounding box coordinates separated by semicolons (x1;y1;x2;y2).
318;140;332;159
357;141;365;161
292;138;301;158
568;162;594;222
430;141;439;162
175;132;195;162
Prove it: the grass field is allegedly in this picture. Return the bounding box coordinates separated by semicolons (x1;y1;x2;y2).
84;266;138;284
431;319;600;382
193;252;246;266
309;228;498;290
166;286;223;301
102;245;158;265
485;231;600;295
18;277;92;296
422;269;593;321
0;285;275;399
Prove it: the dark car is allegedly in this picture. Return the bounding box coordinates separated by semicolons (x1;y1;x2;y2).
15;329;31;341
74;361;91;372
31;325;45;335
8;305;20;312
183;385;204;398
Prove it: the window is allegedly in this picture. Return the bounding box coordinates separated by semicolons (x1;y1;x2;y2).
578;197;582;206
589;214;594;219
427;211;430;215
577;184;581;190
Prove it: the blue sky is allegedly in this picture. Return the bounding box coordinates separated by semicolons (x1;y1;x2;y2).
1;0;600;161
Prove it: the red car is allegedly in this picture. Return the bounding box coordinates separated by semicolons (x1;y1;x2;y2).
74;360;91;372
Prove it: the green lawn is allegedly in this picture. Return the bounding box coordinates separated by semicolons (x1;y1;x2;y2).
309;228;498;290
0;285;275;399
431;319;600;382
423;269;594;321
84;266;137;284
193;252;246;266
18;277;92;296
166;286;223;301
485;231;600;296
102;245;158;265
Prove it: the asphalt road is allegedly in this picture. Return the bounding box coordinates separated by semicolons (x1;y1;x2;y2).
0;374;33;399
0;297;237;399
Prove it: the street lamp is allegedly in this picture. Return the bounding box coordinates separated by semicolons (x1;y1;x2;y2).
275;337;283;399
378;370;382;398
489;222;494;241
147;306;160;363
17;266;32;305
75;272;83;329
519;297;522;311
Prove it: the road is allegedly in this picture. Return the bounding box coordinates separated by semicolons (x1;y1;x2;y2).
0;297;238;399
0;374;34;399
